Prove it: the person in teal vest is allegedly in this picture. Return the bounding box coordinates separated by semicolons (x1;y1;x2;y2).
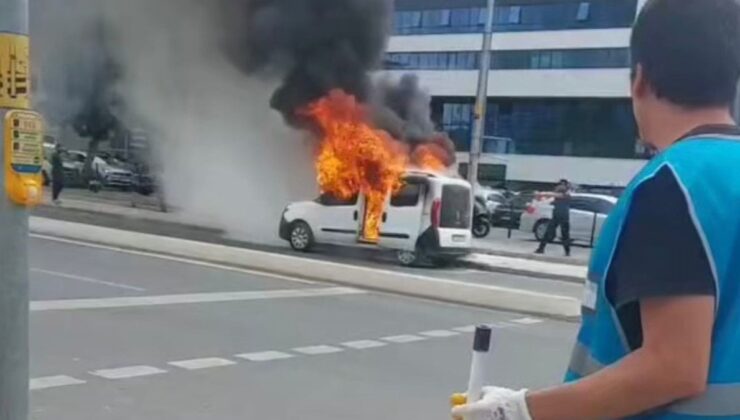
452;0;740;418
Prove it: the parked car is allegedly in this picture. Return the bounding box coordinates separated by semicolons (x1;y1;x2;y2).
279;170;473;266
519;193;617;245
491;191;536;228
66;150;135;190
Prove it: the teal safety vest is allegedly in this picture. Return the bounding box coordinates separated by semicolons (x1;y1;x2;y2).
565;134;740;419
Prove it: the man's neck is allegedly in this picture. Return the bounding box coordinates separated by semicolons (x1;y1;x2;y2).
648;106;735;151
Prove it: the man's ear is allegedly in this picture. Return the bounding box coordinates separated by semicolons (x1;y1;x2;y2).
632;64;650;99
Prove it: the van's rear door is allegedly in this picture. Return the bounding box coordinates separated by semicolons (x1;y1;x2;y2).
437;184;472;248
379;181;425;251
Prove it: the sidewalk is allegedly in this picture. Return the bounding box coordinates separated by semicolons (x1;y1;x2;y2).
473;228;591;267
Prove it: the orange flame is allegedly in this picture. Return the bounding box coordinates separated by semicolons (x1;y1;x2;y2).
303;90;408;242
411;143;448;173
302;89;454;242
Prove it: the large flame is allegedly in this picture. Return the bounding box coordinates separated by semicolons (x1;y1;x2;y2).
302;89;448;242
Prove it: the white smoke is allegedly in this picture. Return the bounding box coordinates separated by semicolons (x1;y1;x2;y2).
34;0;316;243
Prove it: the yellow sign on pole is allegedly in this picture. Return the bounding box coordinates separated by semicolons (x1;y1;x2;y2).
4;110;44;206
0;34;30;109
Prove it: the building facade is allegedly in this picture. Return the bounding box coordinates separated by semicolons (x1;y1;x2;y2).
383;0;651;189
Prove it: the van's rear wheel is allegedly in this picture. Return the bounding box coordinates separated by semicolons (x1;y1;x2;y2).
397;250;419;267
289;221;314;252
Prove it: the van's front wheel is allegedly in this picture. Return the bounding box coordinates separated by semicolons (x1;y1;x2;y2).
289;221;315;252
396;250;419;267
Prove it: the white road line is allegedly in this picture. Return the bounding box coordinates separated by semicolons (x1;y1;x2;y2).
420;330;460;338
31;287;364;312
30;375;86;390
168;357;236;370
382;334;426;344
236;351;294;362
91;365;167;380
453;325;477;333
511;317;544;325
31;268;147;292
293;345;344;355
342;340;387;350
32;234;318;285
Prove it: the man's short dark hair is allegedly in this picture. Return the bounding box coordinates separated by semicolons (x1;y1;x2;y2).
631;0;740;108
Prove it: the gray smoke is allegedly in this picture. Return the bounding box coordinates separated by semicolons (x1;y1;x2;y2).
372;73;437;144
32;0;315;244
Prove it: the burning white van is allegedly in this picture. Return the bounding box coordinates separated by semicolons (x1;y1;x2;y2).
279;170;473;266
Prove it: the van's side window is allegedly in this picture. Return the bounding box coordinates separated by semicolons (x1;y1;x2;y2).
391;183;422;207
317;194;358;206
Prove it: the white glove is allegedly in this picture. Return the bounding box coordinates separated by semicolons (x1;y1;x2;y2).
451;387;533;420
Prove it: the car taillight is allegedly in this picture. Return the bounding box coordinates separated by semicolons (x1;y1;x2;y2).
525;205;536;214
431;199;441;228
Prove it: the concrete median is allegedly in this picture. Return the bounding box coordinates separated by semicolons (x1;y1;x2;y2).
29;217;581;320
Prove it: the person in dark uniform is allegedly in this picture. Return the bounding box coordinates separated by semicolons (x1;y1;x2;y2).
535;179;571;256
51;143;65;205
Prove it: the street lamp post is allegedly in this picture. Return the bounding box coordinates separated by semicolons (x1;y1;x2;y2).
468;0;495;198
0;0;30;418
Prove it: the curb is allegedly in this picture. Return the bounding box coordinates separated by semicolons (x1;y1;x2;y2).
29;217;581;320
459;258;585;284
471;247;589;268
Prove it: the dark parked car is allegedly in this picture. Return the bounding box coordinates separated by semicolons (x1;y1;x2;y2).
490;192;535;228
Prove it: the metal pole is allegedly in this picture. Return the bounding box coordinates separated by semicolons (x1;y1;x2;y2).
590;211;598;248
0;0;30;418
468;0;495;198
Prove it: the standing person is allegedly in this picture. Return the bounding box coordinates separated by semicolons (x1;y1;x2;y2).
535;179;571;256
51;143;65;205
452;0;740;419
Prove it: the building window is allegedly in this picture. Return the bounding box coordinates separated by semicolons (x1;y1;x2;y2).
436;98;639;159
508;6;522;24
392;0;638;35
577;2;591;21
384;48;629;71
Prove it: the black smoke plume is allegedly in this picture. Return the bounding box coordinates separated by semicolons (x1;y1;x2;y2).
219;0;393;127
218;0;457;163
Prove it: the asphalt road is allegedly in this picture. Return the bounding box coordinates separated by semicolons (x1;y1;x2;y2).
27;235;578;420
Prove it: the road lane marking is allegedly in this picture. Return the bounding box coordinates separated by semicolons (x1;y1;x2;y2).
294;345;344;355
30;375;86;390
511;317;543;325
420;330;460;338
453;325;477;333
236;351;294;362
168;357;236;370
342;340;387;350
90;366;167;380
31;319;546;391
32;234;318;285
382;334;426;344
31;268;147;292
31;287;365;312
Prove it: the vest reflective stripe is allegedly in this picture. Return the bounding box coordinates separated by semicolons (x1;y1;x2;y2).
670;384;740;416
570;345;740;417
568;342;604;377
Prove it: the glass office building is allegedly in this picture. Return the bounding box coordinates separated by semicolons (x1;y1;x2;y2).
382;0;648;188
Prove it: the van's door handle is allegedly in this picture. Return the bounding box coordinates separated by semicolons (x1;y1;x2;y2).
353;211;358;221
382;213;387;223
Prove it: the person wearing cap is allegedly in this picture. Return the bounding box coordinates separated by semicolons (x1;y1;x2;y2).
452;0;740;419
